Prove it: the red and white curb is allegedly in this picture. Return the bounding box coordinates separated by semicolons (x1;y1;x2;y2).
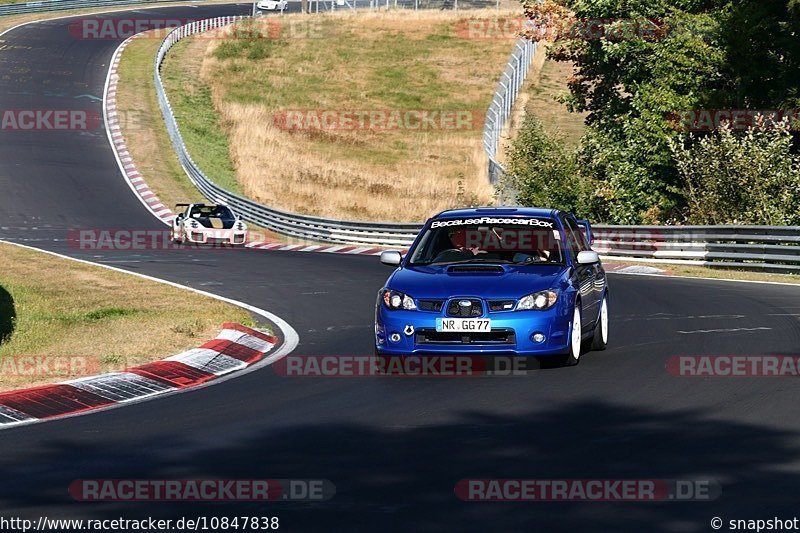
602;262;672;276
104;35;176;225
0;323;276;427
245;241;402;256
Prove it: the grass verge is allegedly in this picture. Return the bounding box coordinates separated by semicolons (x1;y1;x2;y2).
116;31;207;209
605;259;800;286
0;241;255;391
161;35;241;195
523;57;586;149
157;10;527;222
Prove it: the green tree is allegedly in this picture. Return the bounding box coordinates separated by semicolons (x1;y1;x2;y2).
670;123;800;225
520;0;800;223
503;115;592;215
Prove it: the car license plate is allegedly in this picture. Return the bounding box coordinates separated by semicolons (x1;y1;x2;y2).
436;318;491;333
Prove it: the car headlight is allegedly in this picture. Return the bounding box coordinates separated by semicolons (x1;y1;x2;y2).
381;289;417;310
516;289;559;311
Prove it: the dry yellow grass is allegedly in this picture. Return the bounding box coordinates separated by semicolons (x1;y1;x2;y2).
0;242;254;391
165;10;528;221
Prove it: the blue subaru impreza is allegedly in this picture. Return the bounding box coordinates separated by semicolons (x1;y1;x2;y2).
374;207;608;365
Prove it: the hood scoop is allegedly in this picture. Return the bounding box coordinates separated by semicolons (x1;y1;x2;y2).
446;264;505;274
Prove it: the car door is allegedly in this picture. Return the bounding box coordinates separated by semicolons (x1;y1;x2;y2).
562;215;600;334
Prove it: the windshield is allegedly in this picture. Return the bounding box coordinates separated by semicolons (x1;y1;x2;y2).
408;219;564;266
190;205;235;220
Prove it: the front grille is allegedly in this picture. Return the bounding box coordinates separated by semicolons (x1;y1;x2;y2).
489;300;516;312
418;299;444;312
446;298;483;317
415;328;516;345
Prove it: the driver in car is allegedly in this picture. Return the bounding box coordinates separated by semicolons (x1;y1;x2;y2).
449;228;485;256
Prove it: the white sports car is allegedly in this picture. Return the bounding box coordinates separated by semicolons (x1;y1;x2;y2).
172;203;248;246
257;0;288;10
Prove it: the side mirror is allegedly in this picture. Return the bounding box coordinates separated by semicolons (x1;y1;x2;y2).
380;251;402;267
577;250;599;265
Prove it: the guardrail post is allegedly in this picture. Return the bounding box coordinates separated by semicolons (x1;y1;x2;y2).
481;37;539;185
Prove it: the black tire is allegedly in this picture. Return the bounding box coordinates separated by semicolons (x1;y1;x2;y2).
563;305;582;366
590;293;608;351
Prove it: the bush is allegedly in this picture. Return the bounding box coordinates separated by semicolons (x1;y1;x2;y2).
670;123;800;225
502;114;593;215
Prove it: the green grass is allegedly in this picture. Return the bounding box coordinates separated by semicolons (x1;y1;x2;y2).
211;20;484;112
0;242;256;391
170;15;510;167
160;39;241;194
116;35;205;208
524;58;587;149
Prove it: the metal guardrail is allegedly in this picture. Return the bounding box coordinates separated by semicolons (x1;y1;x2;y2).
0;0;178;16
483;37;537;184
592;225;800;273
155;17;538;246
155;17;423;247
154;18;800;272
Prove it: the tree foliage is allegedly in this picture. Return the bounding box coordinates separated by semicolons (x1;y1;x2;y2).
509;0;800;224
503;115;585;213
671;124;800;225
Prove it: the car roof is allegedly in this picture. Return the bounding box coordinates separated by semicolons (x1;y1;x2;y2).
430;206;560;220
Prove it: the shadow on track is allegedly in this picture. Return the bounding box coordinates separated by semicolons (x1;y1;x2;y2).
0;400;796;532
0;284;15;344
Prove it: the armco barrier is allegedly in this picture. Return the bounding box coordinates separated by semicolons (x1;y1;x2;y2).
152;18;800;271
154;17;540;247
592;225;800;273
0;0;180;16
154;16;424;247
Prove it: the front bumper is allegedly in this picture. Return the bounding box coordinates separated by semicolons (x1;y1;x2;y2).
184;229;248;245
375;305;572;356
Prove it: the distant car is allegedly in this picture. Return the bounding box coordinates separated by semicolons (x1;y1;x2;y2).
171;203;248;246
374;207;608;366
257;0;288;10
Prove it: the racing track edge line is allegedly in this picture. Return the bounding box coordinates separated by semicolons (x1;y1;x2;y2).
0;239;300;431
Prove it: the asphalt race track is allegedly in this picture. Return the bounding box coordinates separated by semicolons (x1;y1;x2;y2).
1;4;800;531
